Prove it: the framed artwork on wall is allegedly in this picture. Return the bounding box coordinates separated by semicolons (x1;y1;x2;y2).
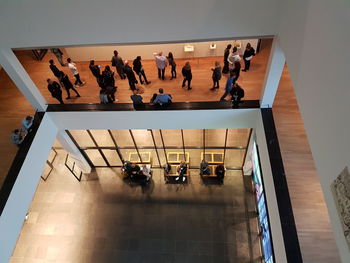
331;166;350;250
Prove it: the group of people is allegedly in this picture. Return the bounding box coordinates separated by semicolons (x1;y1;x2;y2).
200;160;225;181
48;59;83;104
46;43;255;105
10;115;34;146
122;161;152;184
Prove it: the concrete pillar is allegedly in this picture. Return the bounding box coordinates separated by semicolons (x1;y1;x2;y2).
56;131;92;173
260;38;286;108
0;48;47;111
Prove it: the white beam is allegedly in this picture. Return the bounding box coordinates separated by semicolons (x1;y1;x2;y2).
0;115;57;263
260;38;286;108
56;131;92;173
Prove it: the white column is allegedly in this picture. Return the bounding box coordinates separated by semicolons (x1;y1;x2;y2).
56;131;92;173
0;115;57;263
0;48;47;111
260;38;286;108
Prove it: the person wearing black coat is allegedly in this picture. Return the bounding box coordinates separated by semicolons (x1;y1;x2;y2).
181;62;192;90
210;61;222;90
89;60;101;79
102;66;115;87
49;60;61;80
133;56;150;85
233;60;241;81
124;61;138;91
230;83;244;103
47;78;64;104
242;43;255;72
222;44;232;74
59;71;80;99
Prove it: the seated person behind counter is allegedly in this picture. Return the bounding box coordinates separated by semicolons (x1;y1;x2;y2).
22;115;34;132
10;129;27;146
153;88;172;106
200;160;211;175
175;161;187;182
215;164;225;180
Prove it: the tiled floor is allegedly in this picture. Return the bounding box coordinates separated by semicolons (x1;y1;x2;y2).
10;150;261;263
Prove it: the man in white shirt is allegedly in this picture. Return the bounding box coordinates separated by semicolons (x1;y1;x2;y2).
153;52;167;80
67;58;85;87
227;47;241;71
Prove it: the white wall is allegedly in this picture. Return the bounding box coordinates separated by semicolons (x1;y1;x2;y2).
278;0;350;261
65;39;258;61
0;115;58;263
47;109;258;130
0;0;279;49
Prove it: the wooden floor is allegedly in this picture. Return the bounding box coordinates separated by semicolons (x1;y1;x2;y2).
0;39;340;262
273;67;341;262
15;41;271;104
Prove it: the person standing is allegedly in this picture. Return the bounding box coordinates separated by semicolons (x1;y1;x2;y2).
50;48;65;66
102;66;115;87
222;44;232;74
47;78;64;104
67;58;85;87
111;50;126;79
124;61;138;91
233;60;241;81
59;71;81;99
220;71;235;101
227;46;241;71
153;52;167;80
181;62;192;90
242;43;256;72
167;52;176;79
210;61;222;90
89;60;101;80
133;56;151;85
49;60;61;81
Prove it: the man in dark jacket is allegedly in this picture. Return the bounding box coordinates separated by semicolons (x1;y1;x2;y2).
49;60;61;80
222;44;232;74
59;71;81;99
111;50;126;79
230;83;245;106
89;60;101;80
133;56;151;85
123;61;138;91
47;78;64;104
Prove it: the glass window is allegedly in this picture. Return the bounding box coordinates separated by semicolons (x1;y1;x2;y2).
69;130;95;147
161;129;182;148
84;149;107;166
205;129;226;147
227;129;251;147
101;149;122;166
131;129;153;147
89;130;114;147
183;129;203;147
110;130;134;147
224;149;246;168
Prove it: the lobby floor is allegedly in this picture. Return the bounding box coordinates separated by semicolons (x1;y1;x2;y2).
10;150;260;263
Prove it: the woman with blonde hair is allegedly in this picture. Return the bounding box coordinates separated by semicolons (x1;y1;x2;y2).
181;62;192;90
